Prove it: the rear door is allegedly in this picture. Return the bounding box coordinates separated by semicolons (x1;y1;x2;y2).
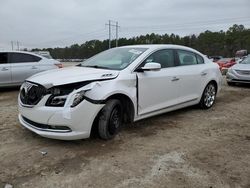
0;52;11;86
174;49;208;102
9;52;41;85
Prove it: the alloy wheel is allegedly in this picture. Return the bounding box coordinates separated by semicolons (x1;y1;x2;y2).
204;84;216;108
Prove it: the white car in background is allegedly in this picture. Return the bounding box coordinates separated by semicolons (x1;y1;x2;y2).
33;51;53;59
0;51;62;87
227;55;250;85
18;45;222;140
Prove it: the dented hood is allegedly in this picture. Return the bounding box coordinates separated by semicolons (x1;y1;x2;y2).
27;66;119;88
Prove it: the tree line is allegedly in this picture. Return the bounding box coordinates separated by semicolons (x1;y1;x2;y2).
32;24;250;59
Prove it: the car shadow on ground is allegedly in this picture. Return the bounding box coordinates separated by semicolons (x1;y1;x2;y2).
123;105;196;135
0;87;20;92
24;105;194;149
228;83;250;88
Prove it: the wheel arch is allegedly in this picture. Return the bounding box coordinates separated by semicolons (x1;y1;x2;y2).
90;93;135;138
105;93;135;124
206;80;218;93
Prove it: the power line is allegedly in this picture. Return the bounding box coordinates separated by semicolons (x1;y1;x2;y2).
25;28;107;47
121;21;250;35
122;16;250;31
119;18;250;36
20;16;250;49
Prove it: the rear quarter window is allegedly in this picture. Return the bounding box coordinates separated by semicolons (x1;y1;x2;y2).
177;50;204;65
196;54;204;64
177;50;198;66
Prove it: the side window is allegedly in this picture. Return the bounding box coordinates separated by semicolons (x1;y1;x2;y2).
144;49;175;68
196;54;204;64
9;53;41;63
177;50;198;66
0;53;8;64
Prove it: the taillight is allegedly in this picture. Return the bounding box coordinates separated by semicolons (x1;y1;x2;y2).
55;63;63;68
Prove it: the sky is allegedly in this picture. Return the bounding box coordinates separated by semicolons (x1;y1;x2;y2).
0;0;249;50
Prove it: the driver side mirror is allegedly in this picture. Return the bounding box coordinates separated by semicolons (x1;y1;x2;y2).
137;62;161;72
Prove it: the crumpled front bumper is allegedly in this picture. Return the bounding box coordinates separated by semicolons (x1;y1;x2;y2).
18;95;104;140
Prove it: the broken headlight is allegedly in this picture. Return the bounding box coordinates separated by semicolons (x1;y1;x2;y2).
71;91;85;107
46;86;73;107
46;95;68;107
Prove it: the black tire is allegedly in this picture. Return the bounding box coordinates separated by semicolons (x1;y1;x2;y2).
98;99;123;140
227;82;235;86
199;82;217;109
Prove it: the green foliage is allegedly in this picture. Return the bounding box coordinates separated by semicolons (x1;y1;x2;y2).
33;24;250;59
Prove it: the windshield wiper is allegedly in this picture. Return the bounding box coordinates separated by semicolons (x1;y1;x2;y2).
81;65;110;69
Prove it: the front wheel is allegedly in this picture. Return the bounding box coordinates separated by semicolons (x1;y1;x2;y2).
98;99;123;140
199;82;217;109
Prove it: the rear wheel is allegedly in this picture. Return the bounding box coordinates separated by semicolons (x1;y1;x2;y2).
199;82;217;109
98;99;123;140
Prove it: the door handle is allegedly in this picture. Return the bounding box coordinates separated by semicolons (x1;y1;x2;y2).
171;77;180;81
1;67;9;71
201;72;207;76
31;66;38;69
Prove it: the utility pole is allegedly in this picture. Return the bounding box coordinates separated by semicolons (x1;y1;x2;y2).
11;41;14;50
108;20;111;49
116;21;119;47
17;41;20;51
106;20;120;49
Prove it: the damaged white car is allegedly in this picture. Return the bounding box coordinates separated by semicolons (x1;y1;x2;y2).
18;45;222;140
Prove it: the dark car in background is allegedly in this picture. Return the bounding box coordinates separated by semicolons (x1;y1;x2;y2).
209;56;223;62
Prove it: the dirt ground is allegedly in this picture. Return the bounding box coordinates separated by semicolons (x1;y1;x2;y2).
0;80;250;188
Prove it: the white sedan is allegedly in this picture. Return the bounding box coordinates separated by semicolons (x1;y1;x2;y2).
18;45;223;140
0;51;62;87
227;55;250;85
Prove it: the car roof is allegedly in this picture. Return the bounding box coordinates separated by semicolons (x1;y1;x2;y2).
118;44;204;56
0;50;45;59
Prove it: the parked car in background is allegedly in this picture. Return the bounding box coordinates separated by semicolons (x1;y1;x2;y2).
227;55;250;85
33;51;53;59
215;58;236;70
235;55;248;64
18;45;222;140
0;51;62;87
209;56;223;62
235;49;248;58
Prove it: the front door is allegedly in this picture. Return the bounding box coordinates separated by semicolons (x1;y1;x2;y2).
136;49;180;115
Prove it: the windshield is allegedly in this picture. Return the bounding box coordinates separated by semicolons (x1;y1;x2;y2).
240;56;250;64
81;47;147;70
